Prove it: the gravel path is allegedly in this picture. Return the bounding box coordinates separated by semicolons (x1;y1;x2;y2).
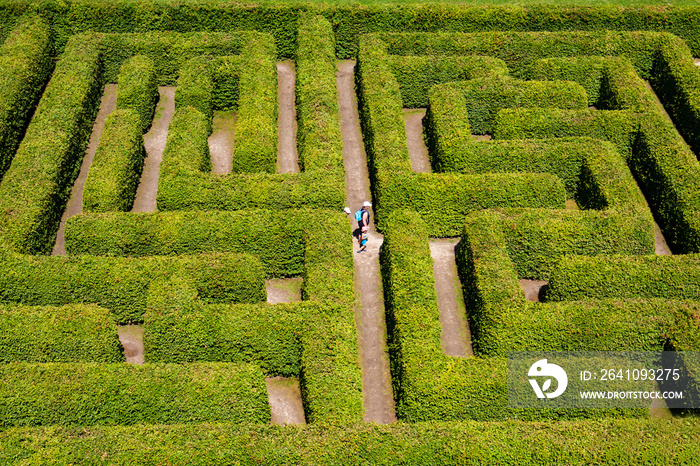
403;108;431;173
266;278;302;304
266;376;306;425
337;60;397;424
52;84;117;256
277;61;299;174
132;86;175;213
429;239;473;357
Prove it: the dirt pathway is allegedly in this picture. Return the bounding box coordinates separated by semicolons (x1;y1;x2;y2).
429;239;473;357
52;84;118;256
277;61;299;174
694;58;700;66
266;376;306;425
403;109;431;173
132;86;176;213
266;277;302;304
208;111;236;174
265;277;305;425
337;60;397;424
118;325;144;365
519;279;548;302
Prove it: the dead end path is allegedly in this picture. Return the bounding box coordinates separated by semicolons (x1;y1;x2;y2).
52;84;117;255
132;86;176;213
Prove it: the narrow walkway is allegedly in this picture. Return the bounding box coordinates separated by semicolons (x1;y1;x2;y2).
118;325;144;365
337;60;397;424
132;86;176;213
429;239;473;357
52;84;118;256
265;277;305;425
277;61;299;174
208;111;236;174
695;58;700;66
403;108;431;173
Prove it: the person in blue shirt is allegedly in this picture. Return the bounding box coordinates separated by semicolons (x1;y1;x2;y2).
355;201;371;253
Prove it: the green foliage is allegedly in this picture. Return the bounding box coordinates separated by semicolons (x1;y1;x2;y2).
0;362;269;428
115;54;158;132
0;304;123;363
145;299;303;376
82;109;146;213
0;15;53;181
212;56;241;110
66;210;304;277
548;254;700;302
175;56;214;126
156;17;345;212
295;14;345;174
0;252;266;324
388;55;508;108
233;33;277;174
98;31;252;85
0;33;103;254
381;210;647;421
3;419;700;464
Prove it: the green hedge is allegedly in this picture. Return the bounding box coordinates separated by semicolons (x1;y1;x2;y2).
381;210;647;421
0;362;269;428
115;54;158;132
295;14;344;174
0;252;265;324
494;108;638;160
430;77;588;136
356;35;576;235
82;109;146;212
387;54;508;108
0;33;103;255
0;304;122;363
212;55;241;110
145;298;302;376
174;56;213;125
66;210;304;277
381;172;567;237
155;17;345;212
4;419;700;464
0;15;53;181
97;31;251;85
7;1;699;58
651;33;700;158
233;33;277;174
65;209;354;306
548;254;700;303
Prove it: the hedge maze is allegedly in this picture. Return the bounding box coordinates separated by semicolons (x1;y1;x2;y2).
2;1;700;463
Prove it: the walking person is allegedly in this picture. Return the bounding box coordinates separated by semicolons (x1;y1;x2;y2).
355;201;371;253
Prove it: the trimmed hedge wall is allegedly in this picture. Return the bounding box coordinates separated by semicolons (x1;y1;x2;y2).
0;304;122;363
0;15;53;181
0;252;265;324
97;31;252;85
3;419;700;464
115;54;158;132
494;108;637;160
145;298;302;376
356;35;576;235
295;14;344;174
82;109;146;212
0;33;103;255
381;210;647;421
548;254;700;303
233;33;277;174
0;362;270;428
387;54;508;109
66;210;304;277
430;77;588;136
156;16;345;212
175;56;214;126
